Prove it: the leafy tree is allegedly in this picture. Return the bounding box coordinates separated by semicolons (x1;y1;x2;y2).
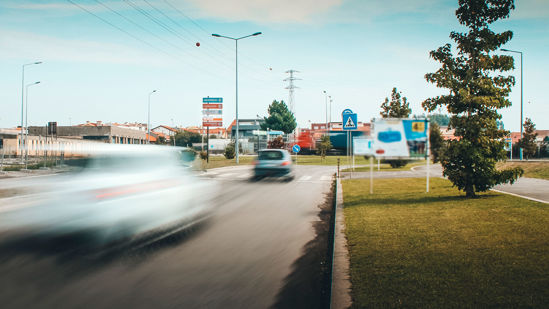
260;100;297;134
429;114;450;126
268;136;285;149
174;130;201;147
380;87;411;118
317;135;332;159
429;122;446;163
540;136;549;158
422;0;522;197
155;136;168;145
518;118;538;159
224;142;235;159
380;87;411;168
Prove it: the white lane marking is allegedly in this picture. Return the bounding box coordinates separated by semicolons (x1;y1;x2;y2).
298;175;312;181
237;174;250;179
491;189;549;204
320;175;332;181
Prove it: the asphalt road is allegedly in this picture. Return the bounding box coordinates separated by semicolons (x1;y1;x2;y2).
0;165;335;308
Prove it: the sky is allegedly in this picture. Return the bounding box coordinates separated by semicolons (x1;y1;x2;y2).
1;0;548;132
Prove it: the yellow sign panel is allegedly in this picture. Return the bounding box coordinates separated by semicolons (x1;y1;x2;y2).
411;121;425;132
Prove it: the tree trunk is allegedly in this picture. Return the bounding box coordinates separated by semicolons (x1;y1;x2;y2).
465;184;476;198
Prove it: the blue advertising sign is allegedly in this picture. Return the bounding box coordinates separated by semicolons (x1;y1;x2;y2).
203;97;223;103
292;144;301;153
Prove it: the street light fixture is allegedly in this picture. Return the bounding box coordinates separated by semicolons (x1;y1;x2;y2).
20;61;42;161
147;90;157;144
501;48;523;160
212;31;262;164
24;81;41;169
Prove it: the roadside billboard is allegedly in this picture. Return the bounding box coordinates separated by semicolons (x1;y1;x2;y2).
372;118;428;158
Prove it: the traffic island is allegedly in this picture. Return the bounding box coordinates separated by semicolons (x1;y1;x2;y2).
342;177;549;307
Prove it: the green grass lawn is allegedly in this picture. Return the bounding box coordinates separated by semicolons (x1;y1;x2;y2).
342;177;549;308
498;160;549;180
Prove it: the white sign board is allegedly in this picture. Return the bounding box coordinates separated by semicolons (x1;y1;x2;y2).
353;137;374;155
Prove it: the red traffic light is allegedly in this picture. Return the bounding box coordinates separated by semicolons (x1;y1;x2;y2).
196;42;200;47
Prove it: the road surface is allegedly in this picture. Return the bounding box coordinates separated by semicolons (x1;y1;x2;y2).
0;165;335;308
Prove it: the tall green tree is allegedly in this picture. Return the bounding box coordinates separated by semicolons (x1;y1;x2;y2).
261;100;297;134
380;87;411;118
423;0;522;197
518;118;538;159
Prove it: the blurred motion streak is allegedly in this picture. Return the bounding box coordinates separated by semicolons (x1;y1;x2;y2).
0;145;218;248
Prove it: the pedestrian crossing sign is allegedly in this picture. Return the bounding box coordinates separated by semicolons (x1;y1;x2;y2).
342;112;358;130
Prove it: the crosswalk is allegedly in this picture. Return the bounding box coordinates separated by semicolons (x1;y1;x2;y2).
197;171;333;183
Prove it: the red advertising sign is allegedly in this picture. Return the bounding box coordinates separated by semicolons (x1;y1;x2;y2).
203;103;223;109
203;122;223;127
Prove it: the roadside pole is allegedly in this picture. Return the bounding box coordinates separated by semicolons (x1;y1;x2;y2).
426;119;430;193
206;126;210;163
369;156;373;194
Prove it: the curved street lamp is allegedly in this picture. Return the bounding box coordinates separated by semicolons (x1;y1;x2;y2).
212;32;262;164
501;48;523;160
20;61;42;161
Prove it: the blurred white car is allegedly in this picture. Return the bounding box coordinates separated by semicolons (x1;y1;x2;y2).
1;145;217;245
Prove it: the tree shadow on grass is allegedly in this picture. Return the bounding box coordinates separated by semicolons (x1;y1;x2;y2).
344;193;502;208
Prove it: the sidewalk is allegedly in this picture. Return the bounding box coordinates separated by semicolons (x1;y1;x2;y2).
493;177;549;204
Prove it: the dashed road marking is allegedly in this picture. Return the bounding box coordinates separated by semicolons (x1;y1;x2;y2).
298;176;312;181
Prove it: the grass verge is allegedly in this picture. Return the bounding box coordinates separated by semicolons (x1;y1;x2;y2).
498;160;549;180
342;177;549;308
341;160;427;172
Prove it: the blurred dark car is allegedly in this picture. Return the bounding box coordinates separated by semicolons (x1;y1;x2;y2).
252;149;294;181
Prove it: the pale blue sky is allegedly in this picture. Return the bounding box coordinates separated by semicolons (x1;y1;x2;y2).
1;0;548;132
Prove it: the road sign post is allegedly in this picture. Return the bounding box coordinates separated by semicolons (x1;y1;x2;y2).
292;144;300;165
203;97;223;162
342;109;357;174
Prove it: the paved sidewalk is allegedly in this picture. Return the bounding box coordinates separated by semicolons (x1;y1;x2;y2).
493;177;549;204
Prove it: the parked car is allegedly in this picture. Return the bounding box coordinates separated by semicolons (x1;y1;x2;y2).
252;149;294;181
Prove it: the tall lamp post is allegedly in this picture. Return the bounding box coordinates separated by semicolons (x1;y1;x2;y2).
24;81;41;169
501;48;523;160
212;31;262;164
147;90;157;144
323;91;328;132
20;61;42;161
329;95;332;129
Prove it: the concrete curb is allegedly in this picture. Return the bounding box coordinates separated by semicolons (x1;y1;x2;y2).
331;178;352;309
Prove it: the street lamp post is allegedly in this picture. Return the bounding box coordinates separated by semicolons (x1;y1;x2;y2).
20;61;42;162
212;32;262;164
147;90;157;144
24;81;41;169
329;95;332;129
501;48;523;160
323;91;328;132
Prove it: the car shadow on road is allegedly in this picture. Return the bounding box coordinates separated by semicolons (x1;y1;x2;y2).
0;218;211;277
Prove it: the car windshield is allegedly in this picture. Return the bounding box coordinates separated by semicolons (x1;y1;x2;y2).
258;151;284;160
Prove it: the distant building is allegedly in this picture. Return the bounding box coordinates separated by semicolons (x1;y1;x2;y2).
227;118;265;138
28;125;148;144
